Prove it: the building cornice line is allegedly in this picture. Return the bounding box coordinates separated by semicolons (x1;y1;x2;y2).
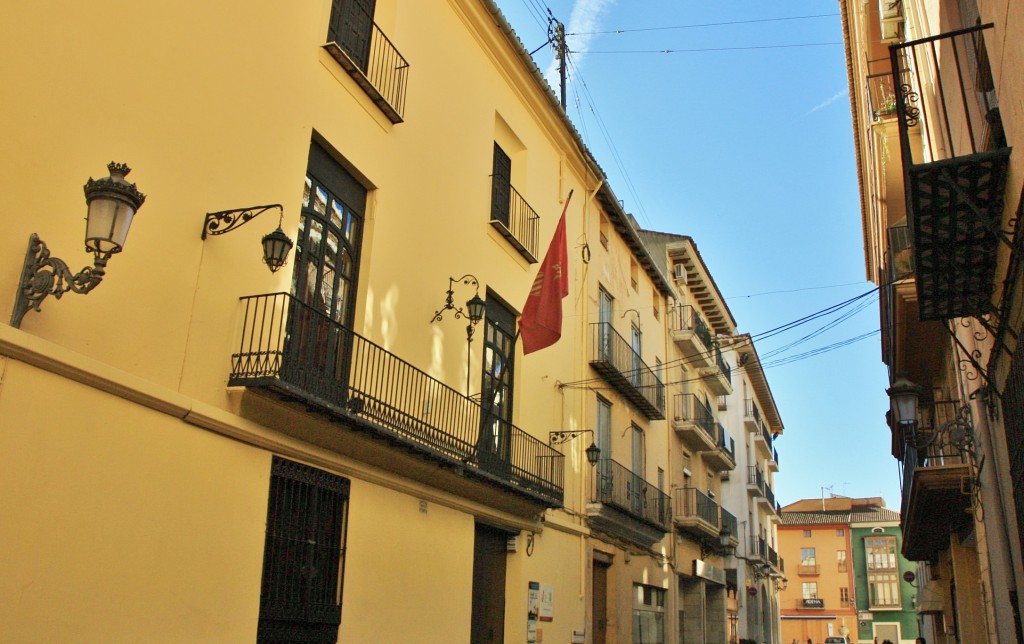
0;324;544;534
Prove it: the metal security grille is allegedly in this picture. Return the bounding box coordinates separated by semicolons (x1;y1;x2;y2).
257;457;350;644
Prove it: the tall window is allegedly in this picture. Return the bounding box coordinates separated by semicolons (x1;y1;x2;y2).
490;143;511;228
596;396;613;499
633;584;666;644
289;143;365;396
865;536;901;608
801;548;816;564
802;582;818;599
631;425;646;514
840;587;850;607
598;286;614;362
327;0;376;71
478;295;516;471
837;549;848;572
258;457;350;643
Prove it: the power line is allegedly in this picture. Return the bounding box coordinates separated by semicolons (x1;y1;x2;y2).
582;43;843;55
728;281;868;299
568;13;841;36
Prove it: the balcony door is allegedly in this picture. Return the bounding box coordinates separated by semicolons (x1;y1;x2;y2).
598;287;613;361
288;142;365;402
490;143;511;229
478;295;516;473
328;0;375;72
630;325;642;388
631;425;645;514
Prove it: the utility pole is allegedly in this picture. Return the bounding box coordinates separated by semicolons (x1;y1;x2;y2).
551;15;567;109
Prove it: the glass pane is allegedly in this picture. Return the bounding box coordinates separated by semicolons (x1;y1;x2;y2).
334;280;348;322
321;266;336;315
314;186;328;215
309;219;324;254
339;247;352;277
303;177;312;208
327;231;340;258
330;200;345;230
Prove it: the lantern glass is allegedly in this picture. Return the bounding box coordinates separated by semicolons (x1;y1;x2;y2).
585;442;601;465
86;197;136;254
466;294;486;324
262;227;294;273
887;376;920;424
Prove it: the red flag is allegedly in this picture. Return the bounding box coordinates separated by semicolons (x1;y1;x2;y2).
520;191;573;354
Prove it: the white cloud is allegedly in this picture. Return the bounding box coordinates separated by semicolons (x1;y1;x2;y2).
806;88;849;116
545;0;617;88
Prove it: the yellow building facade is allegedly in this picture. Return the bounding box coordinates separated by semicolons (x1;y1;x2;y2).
0;1;788;642
841;0;1024;642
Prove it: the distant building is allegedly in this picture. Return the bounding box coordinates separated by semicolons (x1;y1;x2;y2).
779;497;918;643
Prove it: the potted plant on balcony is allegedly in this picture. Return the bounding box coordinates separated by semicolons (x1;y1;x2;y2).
875;91;897;119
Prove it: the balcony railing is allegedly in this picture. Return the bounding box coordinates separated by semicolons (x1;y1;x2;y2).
798;563;821;576
672;393;716;450
228;292;563;505
744;399;762;429
712;345;732;385
324;22;409;123
720;507;738;541
716;423;736;461
899;400;976;559
668;305;714;364
489;182;539;262
589;323;665;419
891;23;1011;320
749;535;767;560
674;487;720;529
767;545;779;568
747;465;765;494
867;66;898;122
594;458;671;530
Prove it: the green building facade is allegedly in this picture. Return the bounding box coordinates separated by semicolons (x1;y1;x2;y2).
851;510;919;643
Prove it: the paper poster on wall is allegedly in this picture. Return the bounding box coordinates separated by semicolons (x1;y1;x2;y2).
539;583;554;622
528;581;540;643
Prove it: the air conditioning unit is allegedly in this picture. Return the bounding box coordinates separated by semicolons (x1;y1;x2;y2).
673;263;687;284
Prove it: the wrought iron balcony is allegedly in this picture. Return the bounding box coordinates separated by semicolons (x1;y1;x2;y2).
693;344;732;396
753;419;774;460
747;465;765;496
668;305;714;368
749;535;767;561
228;292;563;507
768;446;780;472
324;21;409;123
673;487;720;541
589;458;671;545
589;323;666;419
720;507;739;548
702;422;735;471
899;400;977;560
761;482;777;513
798;563;821;576
672;393;716;451
743;399;762;431
891;24;1012;320
867;65;899;122
767;545;780;569
489;182;539;263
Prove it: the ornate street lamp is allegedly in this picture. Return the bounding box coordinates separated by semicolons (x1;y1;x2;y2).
12;162;146;328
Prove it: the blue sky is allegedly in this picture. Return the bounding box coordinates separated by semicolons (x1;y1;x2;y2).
496;0;899;507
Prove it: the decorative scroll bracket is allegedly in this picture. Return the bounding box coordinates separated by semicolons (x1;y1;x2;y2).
11;234;110;328
201;204;283;239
